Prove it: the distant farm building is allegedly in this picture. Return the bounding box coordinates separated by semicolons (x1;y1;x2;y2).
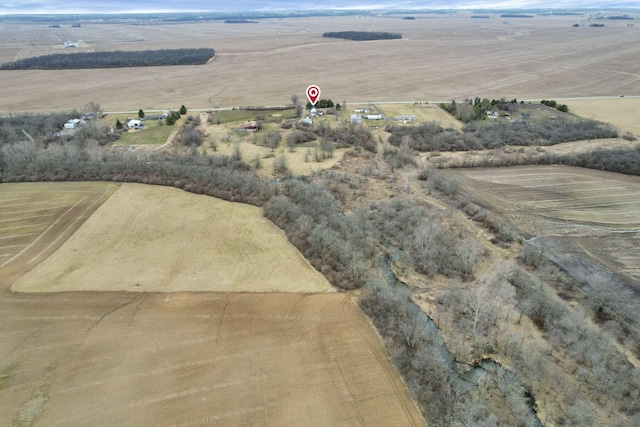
354;108;372;113
350;114;362;124
236;121;260;132
365;114;383;120
394;116;416;122
309;107;324;118
299;117;313;127
144;112;168;120
64;119;84;129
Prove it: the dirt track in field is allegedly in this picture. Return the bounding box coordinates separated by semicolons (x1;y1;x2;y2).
0;182;424;426
1;13;638;113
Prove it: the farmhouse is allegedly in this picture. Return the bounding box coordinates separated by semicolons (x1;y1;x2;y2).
355;108;372;113
127;119;143;129
365;114;383;120
309;107;324;118
350;114;362;124
236;121;260;132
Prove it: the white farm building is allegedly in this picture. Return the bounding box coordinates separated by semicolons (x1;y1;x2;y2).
64;119;83;129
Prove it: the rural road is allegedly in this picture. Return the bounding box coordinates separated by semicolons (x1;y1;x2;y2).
103;95;639;116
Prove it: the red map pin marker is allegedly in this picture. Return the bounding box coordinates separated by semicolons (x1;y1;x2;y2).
306;85;321;106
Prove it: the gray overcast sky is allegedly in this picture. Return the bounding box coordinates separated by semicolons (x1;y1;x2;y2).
1;1;638;15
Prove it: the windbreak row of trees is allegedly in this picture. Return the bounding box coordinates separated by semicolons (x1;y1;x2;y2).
386;118;618;152
322;31;402;41
0;48;215;70
441;98;523;123
0;141;271;206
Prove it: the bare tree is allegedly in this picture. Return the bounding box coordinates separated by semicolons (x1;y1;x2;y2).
413;221;442;253
467;276;515;336
265;131;282;152
83;101;102;118
458;236;481;275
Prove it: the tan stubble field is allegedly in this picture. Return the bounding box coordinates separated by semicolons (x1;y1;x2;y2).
0;13;639;113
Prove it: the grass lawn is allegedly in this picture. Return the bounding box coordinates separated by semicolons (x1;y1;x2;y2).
116;121;175;145
214;108;298;124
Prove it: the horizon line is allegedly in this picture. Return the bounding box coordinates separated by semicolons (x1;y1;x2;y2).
2;7;639;17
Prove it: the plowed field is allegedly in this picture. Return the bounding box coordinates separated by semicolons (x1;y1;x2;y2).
456;165;640;284
0;182;424;426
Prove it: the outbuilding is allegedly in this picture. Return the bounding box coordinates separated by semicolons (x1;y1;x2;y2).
236;121;260;132
64;119;83;129
365;114;383;120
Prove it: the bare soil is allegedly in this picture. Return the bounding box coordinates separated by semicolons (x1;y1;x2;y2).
453;165;640;284
0;292;424;426
1;13;638;113
0;182;424;426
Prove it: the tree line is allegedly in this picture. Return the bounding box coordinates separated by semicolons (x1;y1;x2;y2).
386;118;618;152
322;31;402;41
0;48;215;70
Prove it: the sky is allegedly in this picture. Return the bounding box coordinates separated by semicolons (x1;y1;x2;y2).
0;0;637;15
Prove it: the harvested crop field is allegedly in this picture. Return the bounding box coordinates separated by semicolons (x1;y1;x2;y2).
1;13;638;113
0;182;424;426
12;183;332;293
0;181;118;289
455;165;640;283
0;292;424;426
566;97;640;136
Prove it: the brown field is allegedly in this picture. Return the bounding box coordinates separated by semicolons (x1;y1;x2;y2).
0;181;119;288
0;182;424;426
0;13;639;113
12;183;333;293
453;165;640;283
0;292;423;426
566;97;640;136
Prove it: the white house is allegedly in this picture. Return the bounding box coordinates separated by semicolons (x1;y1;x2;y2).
127;119;142;129
350;114;362;124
